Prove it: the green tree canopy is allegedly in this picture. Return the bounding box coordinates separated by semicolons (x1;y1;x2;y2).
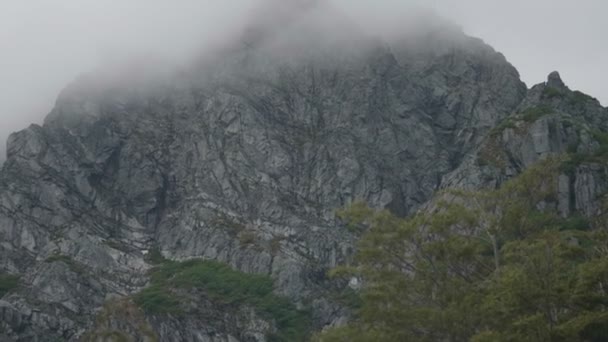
319;158;608;342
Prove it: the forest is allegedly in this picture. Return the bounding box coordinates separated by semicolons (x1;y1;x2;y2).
319;158;608;342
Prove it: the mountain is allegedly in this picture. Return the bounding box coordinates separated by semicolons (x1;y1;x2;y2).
1;2;606;341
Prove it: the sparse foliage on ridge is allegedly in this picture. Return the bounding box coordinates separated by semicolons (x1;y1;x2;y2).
134;258;311;342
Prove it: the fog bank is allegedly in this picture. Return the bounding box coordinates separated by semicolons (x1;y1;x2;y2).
1;0;606;161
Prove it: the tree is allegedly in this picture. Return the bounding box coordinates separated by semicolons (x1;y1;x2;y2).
319;158;608;342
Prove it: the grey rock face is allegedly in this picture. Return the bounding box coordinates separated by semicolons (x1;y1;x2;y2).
573;164;608;217
442;73;608;219
83;298;271;342
547;71;566;89
0;5;570;341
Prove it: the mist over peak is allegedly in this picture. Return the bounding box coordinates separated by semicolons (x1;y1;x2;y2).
50;0;462;105
1;0;607;163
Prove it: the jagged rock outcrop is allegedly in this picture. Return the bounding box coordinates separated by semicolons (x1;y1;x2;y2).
442;71;608;219
1;2;605;341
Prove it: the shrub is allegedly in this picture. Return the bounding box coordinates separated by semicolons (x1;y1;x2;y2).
146;248;166;265
566;141;580;154
569;91;596;105
0;273;19;297
165;260;274;302
91;331;130;342
332;287;363;310
83;299;159;342
238;231;257;246
269;236;284;256
592;130;608;158
559;214;591;231
133;285;181;314
543;87;564;99
136;259;311;341
521;105;553;122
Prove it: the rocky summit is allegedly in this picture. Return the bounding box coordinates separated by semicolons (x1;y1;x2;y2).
0;2;606;341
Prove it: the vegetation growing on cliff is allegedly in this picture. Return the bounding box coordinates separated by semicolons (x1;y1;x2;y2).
521;105;553;122
0;273;19;298
319;159;608;342
134;258;311;341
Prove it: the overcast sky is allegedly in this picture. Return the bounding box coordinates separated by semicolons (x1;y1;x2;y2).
1;0;606;160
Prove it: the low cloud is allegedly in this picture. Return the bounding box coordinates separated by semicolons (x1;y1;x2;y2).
1;0;606;161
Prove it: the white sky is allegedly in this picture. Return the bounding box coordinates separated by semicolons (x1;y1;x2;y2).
0;0;606;159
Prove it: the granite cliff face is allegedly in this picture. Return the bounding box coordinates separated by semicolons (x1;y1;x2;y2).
442;71;608;218
0;3;606;341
